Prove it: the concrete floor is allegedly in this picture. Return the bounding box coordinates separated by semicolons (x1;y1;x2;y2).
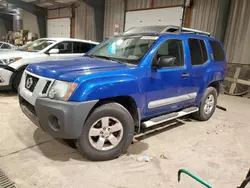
0;92;249;188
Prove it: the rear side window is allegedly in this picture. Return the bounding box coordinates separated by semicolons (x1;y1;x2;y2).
209;40;225;61
188;38;208;65
73;42;94;53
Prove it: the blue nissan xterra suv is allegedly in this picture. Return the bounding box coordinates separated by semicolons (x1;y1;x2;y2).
19;26;226;161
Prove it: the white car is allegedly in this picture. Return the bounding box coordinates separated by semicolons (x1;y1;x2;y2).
0;38;99;90
0;42;16;51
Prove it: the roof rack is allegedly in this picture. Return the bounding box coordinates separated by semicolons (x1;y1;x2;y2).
123;25;211;37
163;25;211;36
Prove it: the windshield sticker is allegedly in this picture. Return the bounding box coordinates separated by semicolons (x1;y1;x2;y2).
141;36;159;40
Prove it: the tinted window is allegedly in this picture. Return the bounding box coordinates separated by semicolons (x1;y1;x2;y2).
200;40;208;62
52;41;73;54
1;44;12;49
156;39;184;67
73;42;93;53
209;40;225;61
188;38;208;65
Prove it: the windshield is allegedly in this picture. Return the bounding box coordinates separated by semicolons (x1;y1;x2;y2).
19;39;55;52
88;36;158;64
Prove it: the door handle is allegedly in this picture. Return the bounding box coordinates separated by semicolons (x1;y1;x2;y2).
182;73;190;78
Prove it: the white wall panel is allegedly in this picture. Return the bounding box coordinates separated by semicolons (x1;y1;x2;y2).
47;18;71;38
125;7;183;30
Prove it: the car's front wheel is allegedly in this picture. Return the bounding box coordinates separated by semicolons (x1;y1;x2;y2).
76;102;134;161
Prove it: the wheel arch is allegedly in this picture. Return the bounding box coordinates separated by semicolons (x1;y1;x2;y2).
10;65;28;89
208;80;221;96
86;96;140;133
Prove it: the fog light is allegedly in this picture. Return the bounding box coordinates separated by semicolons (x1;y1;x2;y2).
48;89;56;99
0;77;4;83
49;115;61;131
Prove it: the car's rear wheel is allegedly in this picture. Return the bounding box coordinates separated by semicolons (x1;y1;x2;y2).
193;87;217;121
76;102;134;161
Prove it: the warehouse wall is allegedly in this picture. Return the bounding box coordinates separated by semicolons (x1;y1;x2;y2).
22;10;40;37
47;7;71;19
0;19;6;39
224;0;250;65
75;2;97;41
103;0;222;38
190;0;220;36
103;0;125;38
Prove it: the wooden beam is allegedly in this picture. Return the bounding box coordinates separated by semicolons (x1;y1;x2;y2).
229;67;241;94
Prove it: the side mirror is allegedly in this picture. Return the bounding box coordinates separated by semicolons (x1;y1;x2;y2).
48;48;59;54
156;56;176;68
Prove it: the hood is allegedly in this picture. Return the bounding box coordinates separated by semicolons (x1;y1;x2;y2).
26;57;131;82
0;50;37;58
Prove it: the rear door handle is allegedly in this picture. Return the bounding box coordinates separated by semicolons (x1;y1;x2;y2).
182;73;190;78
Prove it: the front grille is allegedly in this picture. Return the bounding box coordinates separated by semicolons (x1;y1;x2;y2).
42;81;51;94
25;74;39;92
19;95;36;116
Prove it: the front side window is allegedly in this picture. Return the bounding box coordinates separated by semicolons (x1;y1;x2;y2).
155;39;184;67
51;41;73;54
88;36;157;64
188;38;208;65
19;39;55;52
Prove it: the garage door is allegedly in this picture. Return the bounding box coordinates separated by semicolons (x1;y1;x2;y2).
125;7;183;31
47;18;70;38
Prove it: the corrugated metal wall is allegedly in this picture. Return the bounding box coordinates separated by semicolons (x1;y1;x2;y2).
47;7;72;19
103;0;221;38
75;1;96;41
126;0;183;10
190;0;220;36
103;0;125;38
224;0;250;65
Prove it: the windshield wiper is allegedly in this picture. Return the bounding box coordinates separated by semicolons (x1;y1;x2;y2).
87;55;122;63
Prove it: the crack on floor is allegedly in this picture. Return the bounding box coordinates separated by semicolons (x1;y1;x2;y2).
0;138;55;159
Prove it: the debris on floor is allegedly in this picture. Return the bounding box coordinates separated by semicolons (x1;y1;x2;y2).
137;155;153;162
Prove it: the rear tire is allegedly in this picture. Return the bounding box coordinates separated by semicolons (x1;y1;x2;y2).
76;102;134;161
193;87;217;121
12;70;24;91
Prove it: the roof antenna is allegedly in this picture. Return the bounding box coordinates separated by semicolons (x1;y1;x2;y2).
180;0;187;32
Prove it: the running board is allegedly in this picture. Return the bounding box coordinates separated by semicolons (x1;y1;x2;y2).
142;107;198;128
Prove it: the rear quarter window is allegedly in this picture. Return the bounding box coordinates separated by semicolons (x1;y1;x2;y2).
209;40;225;61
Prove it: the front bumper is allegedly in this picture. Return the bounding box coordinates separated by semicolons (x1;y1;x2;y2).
19;96;98;139
0;67;14;90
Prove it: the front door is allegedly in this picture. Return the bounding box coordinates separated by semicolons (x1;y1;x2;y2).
145;38;194;116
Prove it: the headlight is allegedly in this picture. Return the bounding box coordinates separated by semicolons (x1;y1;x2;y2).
48;80;78;101
0;57;22;65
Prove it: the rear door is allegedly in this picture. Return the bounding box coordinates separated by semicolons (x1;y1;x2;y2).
188;38;210;100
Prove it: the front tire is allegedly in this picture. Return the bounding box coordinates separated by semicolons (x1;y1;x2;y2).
76;102;135;161
193;87;217;121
